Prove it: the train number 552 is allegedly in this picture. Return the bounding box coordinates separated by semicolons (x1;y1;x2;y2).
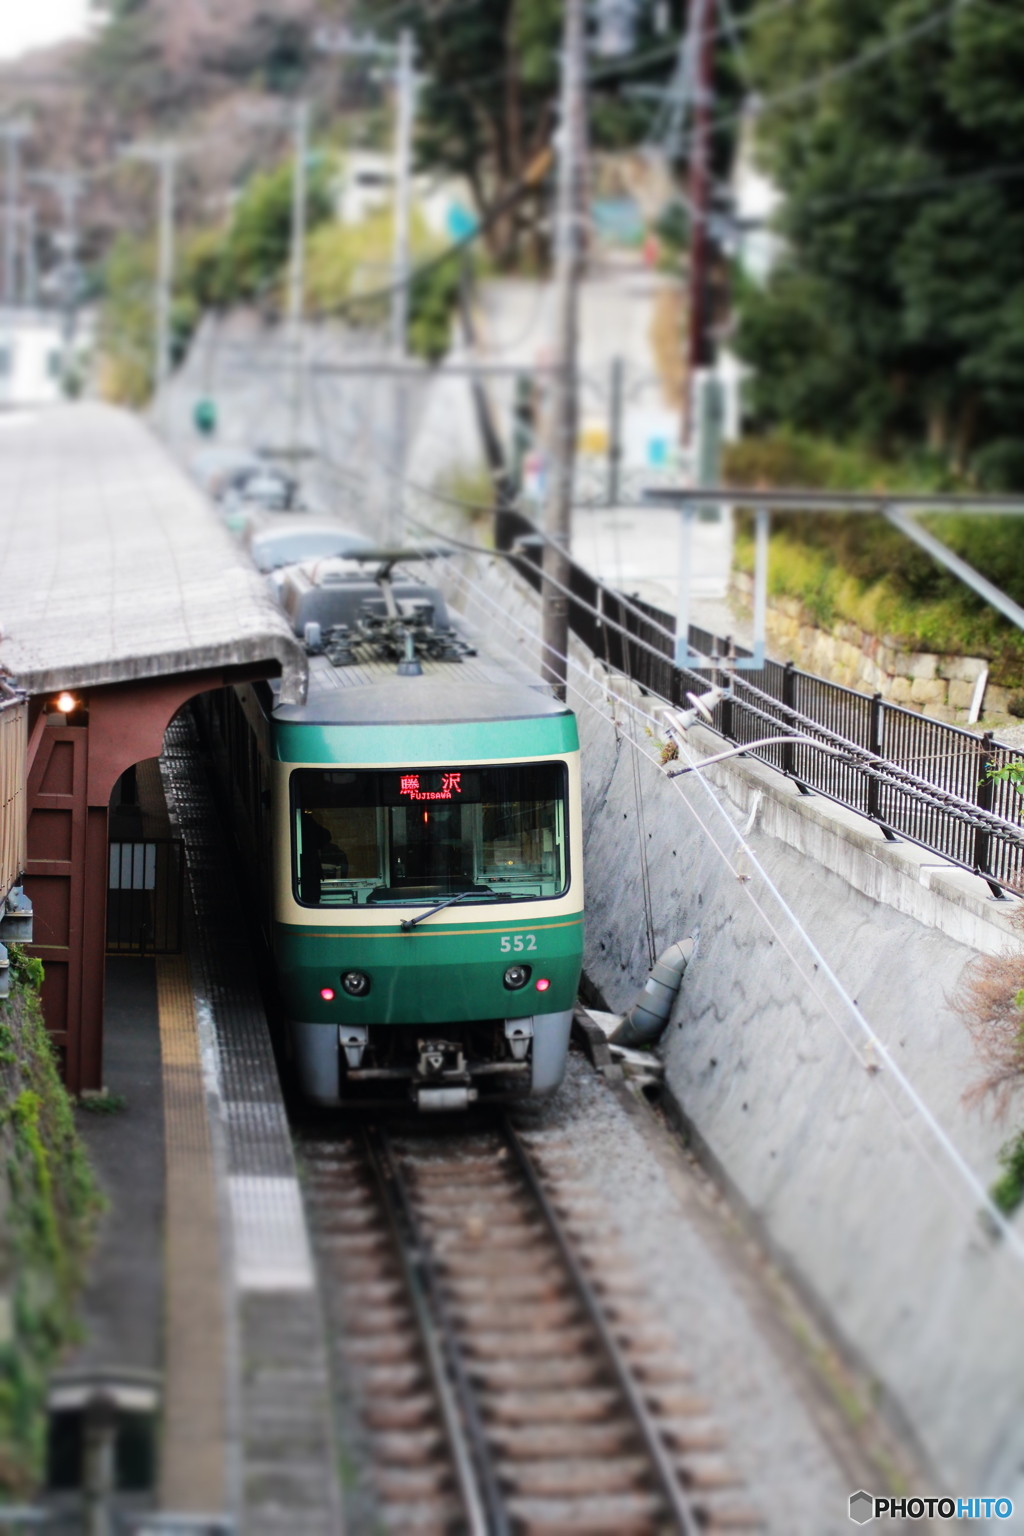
500;934;537;952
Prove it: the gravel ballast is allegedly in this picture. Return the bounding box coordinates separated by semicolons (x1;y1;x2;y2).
515;1051;880;1536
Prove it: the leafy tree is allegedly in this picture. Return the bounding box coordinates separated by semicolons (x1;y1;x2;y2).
408;255;463;361
358;0;698;268
84;0;320;118
735;0;1024;485
97;231;203;403
365;0;562;269
210;157;333;306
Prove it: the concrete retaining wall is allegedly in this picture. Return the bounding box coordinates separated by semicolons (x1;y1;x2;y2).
444;552;1024;1502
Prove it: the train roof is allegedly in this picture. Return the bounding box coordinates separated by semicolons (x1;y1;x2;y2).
270;649;570;727
258;550;576;754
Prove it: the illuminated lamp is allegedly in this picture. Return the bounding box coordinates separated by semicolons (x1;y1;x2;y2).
55;692;77;714
535;978;551;993
320;987;336;1001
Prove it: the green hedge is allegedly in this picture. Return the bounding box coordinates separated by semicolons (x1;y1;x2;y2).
0;950;101;1497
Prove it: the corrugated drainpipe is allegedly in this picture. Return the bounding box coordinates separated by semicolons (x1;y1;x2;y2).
610;937;694;1048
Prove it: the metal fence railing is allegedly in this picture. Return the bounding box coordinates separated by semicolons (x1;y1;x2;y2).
495;507;1024;896
106;840;184;955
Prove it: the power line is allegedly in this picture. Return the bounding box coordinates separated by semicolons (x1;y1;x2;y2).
403;546;1024;1274
384;535;1024;1268
350;0;485;33
798;160;1024;212
305;143;552;322
708;0;976;144
589;0;802;84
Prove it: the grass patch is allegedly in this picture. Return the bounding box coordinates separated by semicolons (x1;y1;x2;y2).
75;1094;128;1116
430;463;496;545
726;432;1024;685
991;1131;1024;1217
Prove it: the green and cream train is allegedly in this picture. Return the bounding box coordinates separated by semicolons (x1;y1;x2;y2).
200;552;584;1109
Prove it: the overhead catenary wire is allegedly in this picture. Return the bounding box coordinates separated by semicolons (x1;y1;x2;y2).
422;546;1024;1275
297;394;1024;850
198;292;1024;1332
798;159;1024;212
639;0;984;166
233;340;1024;1276
687;0;978;150
414;511;1024;843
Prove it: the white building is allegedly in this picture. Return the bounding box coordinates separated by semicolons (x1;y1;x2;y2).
336;150;393;226
730;110;785;286
0;309;92;407
335;150;475;243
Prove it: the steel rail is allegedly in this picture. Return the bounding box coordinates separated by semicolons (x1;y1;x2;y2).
361;1127;492;1536
500;1115;702;1536
367;1126;512;1536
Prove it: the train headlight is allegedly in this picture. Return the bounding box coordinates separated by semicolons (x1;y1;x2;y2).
503;964;531;990
341;970;371;997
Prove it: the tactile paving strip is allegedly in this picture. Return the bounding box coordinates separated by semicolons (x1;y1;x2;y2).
155;952;228;1514
160;712;341;1535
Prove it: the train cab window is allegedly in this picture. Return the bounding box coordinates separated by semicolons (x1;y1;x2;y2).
291;763;568;907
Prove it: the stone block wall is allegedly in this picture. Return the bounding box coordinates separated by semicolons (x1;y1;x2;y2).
732;572;1020;727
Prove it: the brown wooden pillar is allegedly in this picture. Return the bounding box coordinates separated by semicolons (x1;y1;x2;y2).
25;711;88;1077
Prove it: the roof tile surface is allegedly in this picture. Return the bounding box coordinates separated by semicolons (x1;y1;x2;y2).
0;403;305;702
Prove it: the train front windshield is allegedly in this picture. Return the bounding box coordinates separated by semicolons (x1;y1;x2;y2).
291;764;568;907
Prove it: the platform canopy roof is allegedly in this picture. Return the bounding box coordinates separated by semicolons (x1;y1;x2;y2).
0;403;306;704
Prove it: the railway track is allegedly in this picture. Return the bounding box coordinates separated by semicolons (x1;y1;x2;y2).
302;1116;762;1535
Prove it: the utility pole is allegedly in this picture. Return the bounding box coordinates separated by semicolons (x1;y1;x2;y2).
32;170;85;383
286;100;310;458
390;28;417;543
314;23;414;542
391;30;415;358
684;0;714;441
541;0;586;700
607;355;624;507
1;119;31;309
21;204;37;308
121;142;184;423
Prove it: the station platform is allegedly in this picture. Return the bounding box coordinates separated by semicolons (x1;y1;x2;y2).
51;730;340;1533
0;402;306;1098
